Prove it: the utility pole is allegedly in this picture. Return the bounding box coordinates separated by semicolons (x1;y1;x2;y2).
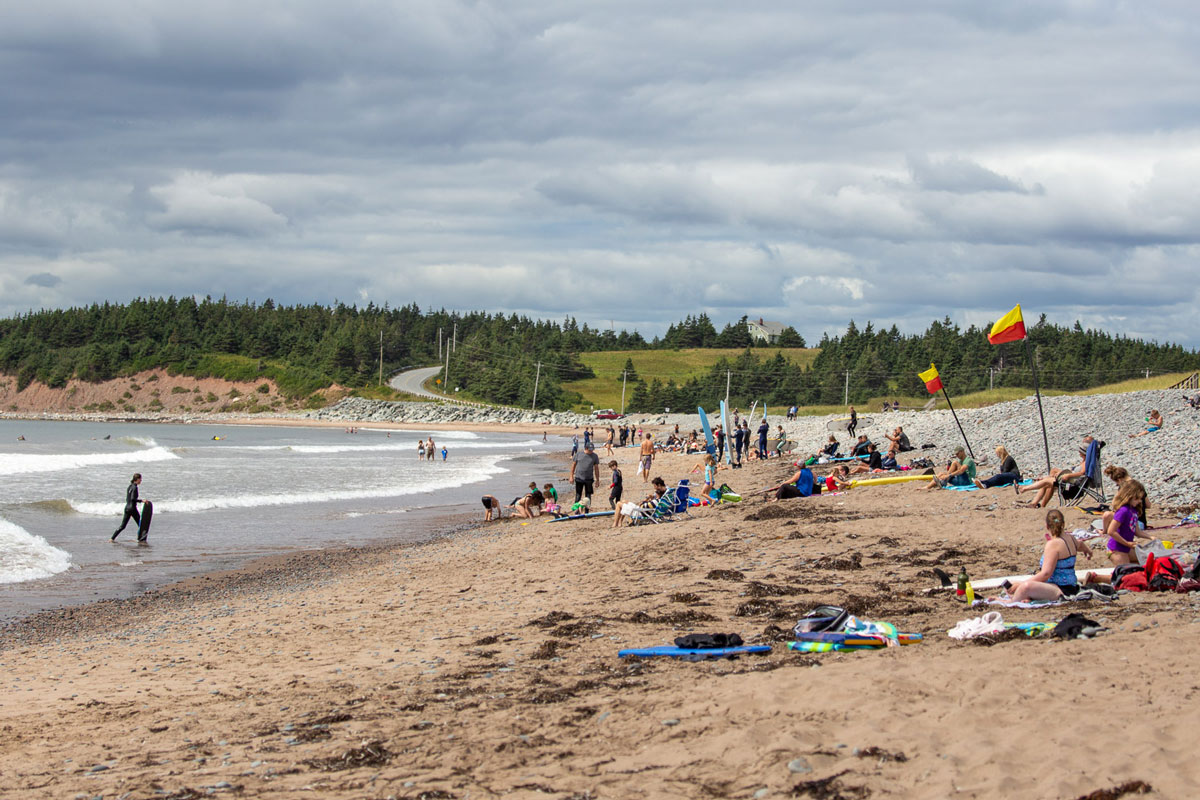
531;362;541;410
1145;368;1150;379
437;327;442;361
621;370;628;415
452;322;457;353
844;371;850;406
989;367;993;391
726;370;731;407
444;337;451;396
378;330;383;386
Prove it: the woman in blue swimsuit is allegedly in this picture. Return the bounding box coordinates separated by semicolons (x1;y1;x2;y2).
1007;509;1094;602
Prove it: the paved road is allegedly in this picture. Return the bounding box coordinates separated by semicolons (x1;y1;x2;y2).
388;366;447;400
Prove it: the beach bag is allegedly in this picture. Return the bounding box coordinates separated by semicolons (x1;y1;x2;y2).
1144;555;1183;592
1115;569;1147;593
1111;563;1144;591
793;605;849;636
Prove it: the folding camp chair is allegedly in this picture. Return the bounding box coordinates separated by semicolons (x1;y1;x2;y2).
1058;439;1106;508
628;489;680;525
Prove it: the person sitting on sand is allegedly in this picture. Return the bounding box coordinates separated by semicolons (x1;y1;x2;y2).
613;477;668;528
972;446;1021;490
885;426;913;455
1130;409;1164;438
771;464;820;501
821;435;840;458
926;447;975;489
1016;435;1094;508
1103;479;1153;565
879;450;898;470
850;435;872;458
542;482;560;515
481;495;501;521
849;443;883;474
1005;509;1093;602
824;465;852;492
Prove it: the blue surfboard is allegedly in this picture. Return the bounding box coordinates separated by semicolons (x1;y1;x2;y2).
698;406;715;456
547;510;615;522
618;645;771;659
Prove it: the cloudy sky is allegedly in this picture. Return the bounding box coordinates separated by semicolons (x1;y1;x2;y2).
3;1;1200;345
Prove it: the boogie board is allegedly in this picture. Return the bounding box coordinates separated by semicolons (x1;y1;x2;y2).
618;645;771;659
547;510;615;522
826;416;872;433
698;406;715;456
137;500;153;542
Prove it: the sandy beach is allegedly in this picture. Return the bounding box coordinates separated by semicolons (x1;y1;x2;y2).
2;435;1196;800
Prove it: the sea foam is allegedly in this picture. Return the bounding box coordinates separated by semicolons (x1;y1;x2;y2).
0;443;179;476
68;461;511;516
0;518;72;584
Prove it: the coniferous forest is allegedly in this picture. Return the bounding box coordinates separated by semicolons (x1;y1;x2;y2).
0;298;1196;411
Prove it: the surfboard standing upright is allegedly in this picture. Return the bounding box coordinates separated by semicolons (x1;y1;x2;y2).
720;400;733;467
698;407;716;456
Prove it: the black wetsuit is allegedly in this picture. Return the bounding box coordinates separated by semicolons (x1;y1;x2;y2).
112;481;141;540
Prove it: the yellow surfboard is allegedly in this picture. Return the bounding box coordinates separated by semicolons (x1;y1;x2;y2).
848;474;933;488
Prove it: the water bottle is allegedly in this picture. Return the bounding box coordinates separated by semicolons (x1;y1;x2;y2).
956;567;968;599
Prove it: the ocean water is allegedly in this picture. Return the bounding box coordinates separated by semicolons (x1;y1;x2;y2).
0;420;557;622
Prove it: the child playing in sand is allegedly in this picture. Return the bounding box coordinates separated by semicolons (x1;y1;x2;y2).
1104;480;1153;565
1005;509;1093;602
481;495;500;521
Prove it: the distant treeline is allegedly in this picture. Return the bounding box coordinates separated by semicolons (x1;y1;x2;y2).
625;317;1200;411
1;299;1195;411
0;300;797;409
0;298;642;405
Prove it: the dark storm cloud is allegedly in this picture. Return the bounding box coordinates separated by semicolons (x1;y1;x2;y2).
2;1;1200;345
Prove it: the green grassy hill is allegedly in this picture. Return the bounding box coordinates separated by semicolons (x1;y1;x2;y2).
563;348;819;412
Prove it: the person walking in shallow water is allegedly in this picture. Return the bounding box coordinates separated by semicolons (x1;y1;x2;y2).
112;473;145;541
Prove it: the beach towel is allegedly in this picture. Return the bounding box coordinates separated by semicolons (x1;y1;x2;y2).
788;616;919;652
948;612;1052;640
975;589;1114;609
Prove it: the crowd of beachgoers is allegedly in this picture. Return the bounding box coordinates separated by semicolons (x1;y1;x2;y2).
3;386;1198;798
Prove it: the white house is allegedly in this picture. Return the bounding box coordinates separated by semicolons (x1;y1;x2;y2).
746;317;786;344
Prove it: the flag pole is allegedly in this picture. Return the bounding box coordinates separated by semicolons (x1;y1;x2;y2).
1024;337;1052;475
939;386;974;461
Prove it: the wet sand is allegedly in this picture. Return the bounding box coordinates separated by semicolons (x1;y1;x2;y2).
1;443;1196;799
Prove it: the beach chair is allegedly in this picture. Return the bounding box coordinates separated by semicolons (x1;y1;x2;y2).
1058;439;1106;508
628;489;680;525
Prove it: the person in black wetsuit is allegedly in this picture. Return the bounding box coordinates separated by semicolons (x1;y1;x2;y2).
846;406;858;438
112;473;144;540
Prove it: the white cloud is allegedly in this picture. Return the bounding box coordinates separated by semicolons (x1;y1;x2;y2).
1;1;1200;347
147;172;288;236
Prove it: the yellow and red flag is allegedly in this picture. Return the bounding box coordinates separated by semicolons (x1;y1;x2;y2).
988;304;1026;345
918;363;943;395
